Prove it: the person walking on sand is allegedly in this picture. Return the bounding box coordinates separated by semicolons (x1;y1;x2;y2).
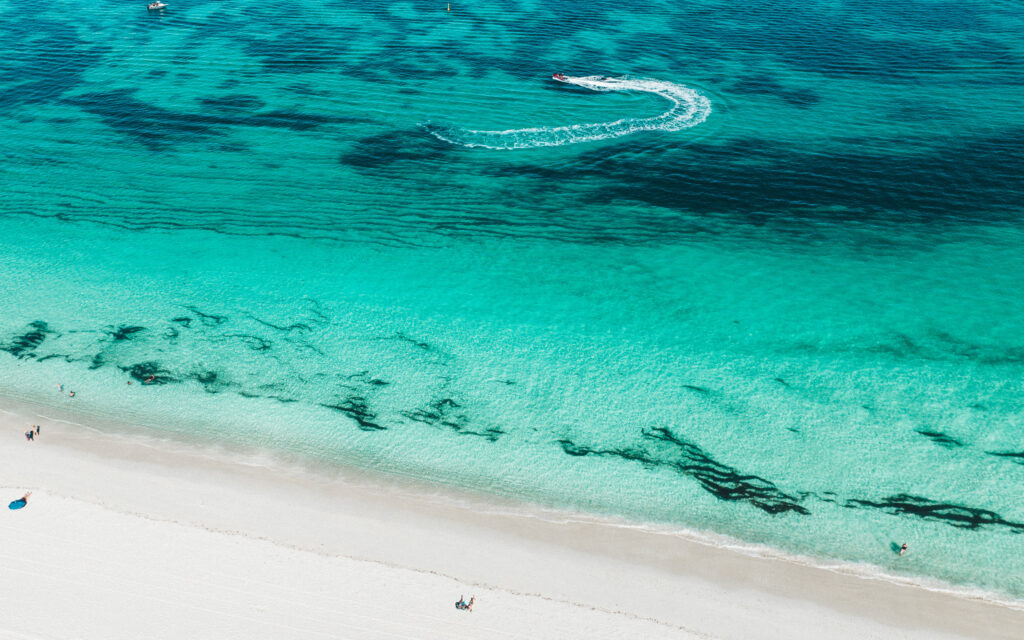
25;429;34;441
899;543;908;556
35;424;40;435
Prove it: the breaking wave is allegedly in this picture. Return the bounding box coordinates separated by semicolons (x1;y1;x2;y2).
425;75;711;150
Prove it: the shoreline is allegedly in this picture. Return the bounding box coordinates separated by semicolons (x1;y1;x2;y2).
2;397;1023;638
6;391;1023;610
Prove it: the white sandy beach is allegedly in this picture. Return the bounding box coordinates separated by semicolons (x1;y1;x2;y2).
1;399;1022;640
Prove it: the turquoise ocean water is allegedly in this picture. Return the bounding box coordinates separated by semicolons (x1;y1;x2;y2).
2;0;1024;600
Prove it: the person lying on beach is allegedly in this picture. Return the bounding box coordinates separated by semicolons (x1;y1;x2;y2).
9;492;31;510
455;595;475;611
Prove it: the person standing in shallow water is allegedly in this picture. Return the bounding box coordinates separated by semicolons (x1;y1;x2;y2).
899;543;909;556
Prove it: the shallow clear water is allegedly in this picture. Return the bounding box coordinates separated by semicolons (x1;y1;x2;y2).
2;0;1023;599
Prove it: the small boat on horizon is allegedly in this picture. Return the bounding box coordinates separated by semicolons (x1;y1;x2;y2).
148;1;167;9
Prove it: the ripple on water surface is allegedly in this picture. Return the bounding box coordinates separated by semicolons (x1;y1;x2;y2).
2;0;1024;603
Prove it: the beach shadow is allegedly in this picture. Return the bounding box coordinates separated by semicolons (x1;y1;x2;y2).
889;542;902;555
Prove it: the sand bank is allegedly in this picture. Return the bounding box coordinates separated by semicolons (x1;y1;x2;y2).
1;399;1021;639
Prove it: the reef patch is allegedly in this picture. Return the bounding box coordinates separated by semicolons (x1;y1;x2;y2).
846;494;1024;533
558;426;809;515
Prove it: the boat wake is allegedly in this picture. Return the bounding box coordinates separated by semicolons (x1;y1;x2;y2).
424;75;711;150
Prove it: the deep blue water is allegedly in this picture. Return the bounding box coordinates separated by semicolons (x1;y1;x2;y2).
1;0;1023;600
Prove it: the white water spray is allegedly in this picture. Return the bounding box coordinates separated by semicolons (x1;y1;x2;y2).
426;75;711;150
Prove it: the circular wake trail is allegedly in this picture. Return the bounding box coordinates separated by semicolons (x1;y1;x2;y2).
426;75;711;150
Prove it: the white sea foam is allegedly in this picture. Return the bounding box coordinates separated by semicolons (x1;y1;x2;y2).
426;75;712;149
474;503;1024;611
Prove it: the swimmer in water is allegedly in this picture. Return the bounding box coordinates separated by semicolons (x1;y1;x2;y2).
899;543;908;556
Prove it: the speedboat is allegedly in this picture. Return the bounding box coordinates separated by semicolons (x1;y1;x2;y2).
148;2;167;9
552;73;567;82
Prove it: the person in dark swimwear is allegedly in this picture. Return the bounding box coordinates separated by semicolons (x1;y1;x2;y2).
455;595;475;611
25;430;33;441
34;425;40;435
899;543;908;556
